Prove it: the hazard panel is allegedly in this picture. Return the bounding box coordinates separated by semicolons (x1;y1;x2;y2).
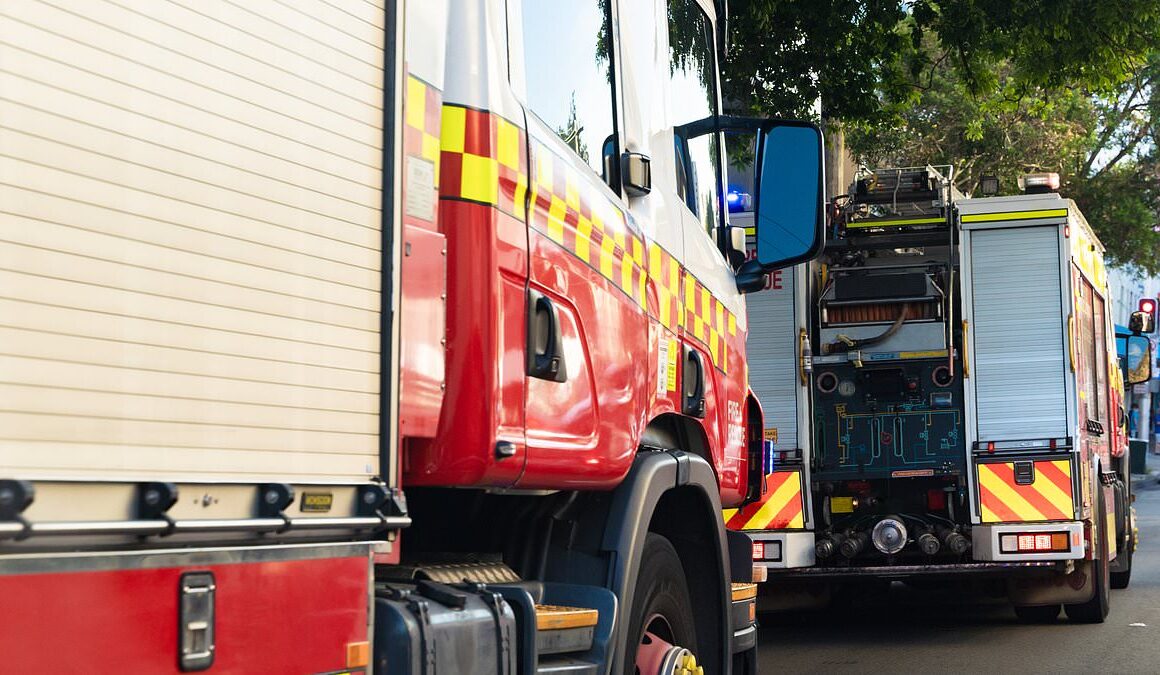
977;458;1075;523
723;470;806;530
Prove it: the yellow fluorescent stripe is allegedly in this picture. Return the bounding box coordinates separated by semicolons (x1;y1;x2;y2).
406;76;426;130
621;255;633;293
649;245;662;278
980;503;1000;523
961;208;1068;223
741;473;801;530
547;196;566;243
600;236;615;279
978;465;1045;521
496;119;520;169
575;216;592;262
846;216;944;228
722;508;739;523
440;105;465;153
1030;466;1073;514
787;511;804;529
637;269;647;308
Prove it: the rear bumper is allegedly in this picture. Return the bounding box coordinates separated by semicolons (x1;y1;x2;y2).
971;521;1085;562
749;531;815;569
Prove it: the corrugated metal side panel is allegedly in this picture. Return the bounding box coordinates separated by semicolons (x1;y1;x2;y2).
0;0;385;482
969;227;1068;440
746;275;799;449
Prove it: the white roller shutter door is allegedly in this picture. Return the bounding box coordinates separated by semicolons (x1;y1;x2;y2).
0;0;385;482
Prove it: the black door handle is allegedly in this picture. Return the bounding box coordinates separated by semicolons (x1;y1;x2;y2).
526;289;567;382
683;346;705;418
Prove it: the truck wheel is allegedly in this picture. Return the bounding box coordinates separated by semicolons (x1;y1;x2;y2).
1013;603;1060;623
1065;488;1110;623
627;533;702;675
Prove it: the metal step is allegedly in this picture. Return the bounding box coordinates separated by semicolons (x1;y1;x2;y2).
535;604;598;656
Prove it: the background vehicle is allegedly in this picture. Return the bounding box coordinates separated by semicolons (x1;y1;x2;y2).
0;0;824;672
735;167;1153;622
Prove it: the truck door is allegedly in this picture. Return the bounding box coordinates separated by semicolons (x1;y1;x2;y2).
511;1;649;487
668;0;750;503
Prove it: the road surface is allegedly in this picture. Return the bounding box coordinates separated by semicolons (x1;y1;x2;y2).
757;474;1160;673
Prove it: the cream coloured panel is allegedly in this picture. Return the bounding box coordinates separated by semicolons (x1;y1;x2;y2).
0;0;385;482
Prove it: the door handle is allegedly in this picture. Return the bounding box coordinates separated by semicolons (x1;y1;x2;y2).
526;289;567;382
683;346;706;418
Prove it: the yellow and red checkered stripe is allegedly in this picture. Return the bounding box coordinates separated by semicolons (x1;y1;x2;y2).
404;75;442;188
684;274;737;373
649;243;683;332
439;104;528;220
528;140;649;311
978;459;1074;523
434;102;741;372
722;470;805;530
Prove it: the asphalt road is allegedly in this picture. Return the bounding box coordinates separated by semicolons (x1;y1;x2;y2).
756;473;1160;674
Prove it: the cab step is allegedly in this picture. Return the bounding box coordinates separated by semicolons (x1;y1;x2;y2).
535;604;599;655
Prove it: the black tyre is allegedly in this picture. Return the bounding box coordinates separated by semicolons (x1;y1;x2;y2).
1013;603;1061;623
626;533;700;675
1065;487;1111;623
1111;504;1134;590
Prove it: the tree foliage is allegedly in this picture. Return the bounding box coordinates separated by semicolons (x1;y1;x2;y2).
723;0;1160;272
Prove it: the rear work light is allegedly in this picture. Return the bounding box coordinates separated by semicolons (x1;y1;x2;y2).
999;532;1070;554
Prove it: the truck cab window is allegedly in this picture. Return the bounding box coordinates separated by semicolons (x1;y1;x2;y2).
667;0;721;235
522;1;617;186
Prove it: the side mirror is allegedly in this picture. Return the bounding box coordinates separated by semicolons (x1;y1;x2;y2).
1129;310;1156;335
1125;334;1153;385
752;123;825;273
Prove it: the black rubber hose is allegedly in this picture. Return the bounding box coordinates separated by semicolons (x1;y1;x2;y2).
827;303;910;353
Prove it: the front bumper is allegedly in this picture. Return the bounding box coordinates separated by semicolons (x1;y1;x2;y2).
971;521;1085;562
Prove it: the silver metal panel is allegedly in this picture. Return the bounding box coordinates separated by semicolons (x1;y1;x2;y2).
968;226;1069;440
746;273;800;449
751;532;816;569
971;522;1084;562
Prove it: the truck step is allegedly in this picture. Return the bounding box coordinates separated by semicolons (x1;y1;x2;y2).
535;604;598;655
535;656;600;675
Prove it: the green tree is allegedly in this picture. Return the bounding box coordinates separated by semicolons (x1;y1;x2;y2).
723;0;1160;271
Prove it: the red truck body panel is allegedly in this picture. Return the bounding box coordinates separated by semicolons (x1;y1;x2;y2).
0;550;370;674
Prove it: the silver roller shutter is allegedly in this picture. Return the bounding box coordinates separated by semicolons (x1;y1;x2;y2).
968;226;1069;440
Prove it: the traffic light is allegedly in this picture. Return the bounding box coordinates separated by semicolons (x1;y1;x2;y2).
1136;297;1157;334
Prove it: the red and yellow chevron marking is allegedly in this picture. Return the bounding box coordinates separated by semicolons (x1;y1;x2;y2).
722;470;805;530
978;459;1074;523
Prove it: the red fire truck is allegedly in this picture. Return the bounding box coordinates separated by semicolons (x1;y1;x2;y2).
0;1;823;672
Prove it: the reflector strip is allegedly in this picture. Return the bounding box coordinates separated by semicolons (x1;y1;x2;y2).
723;470;805;530
978;459;1073;523
960;208;1068;223
535;605;599;631
731;583;758;602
